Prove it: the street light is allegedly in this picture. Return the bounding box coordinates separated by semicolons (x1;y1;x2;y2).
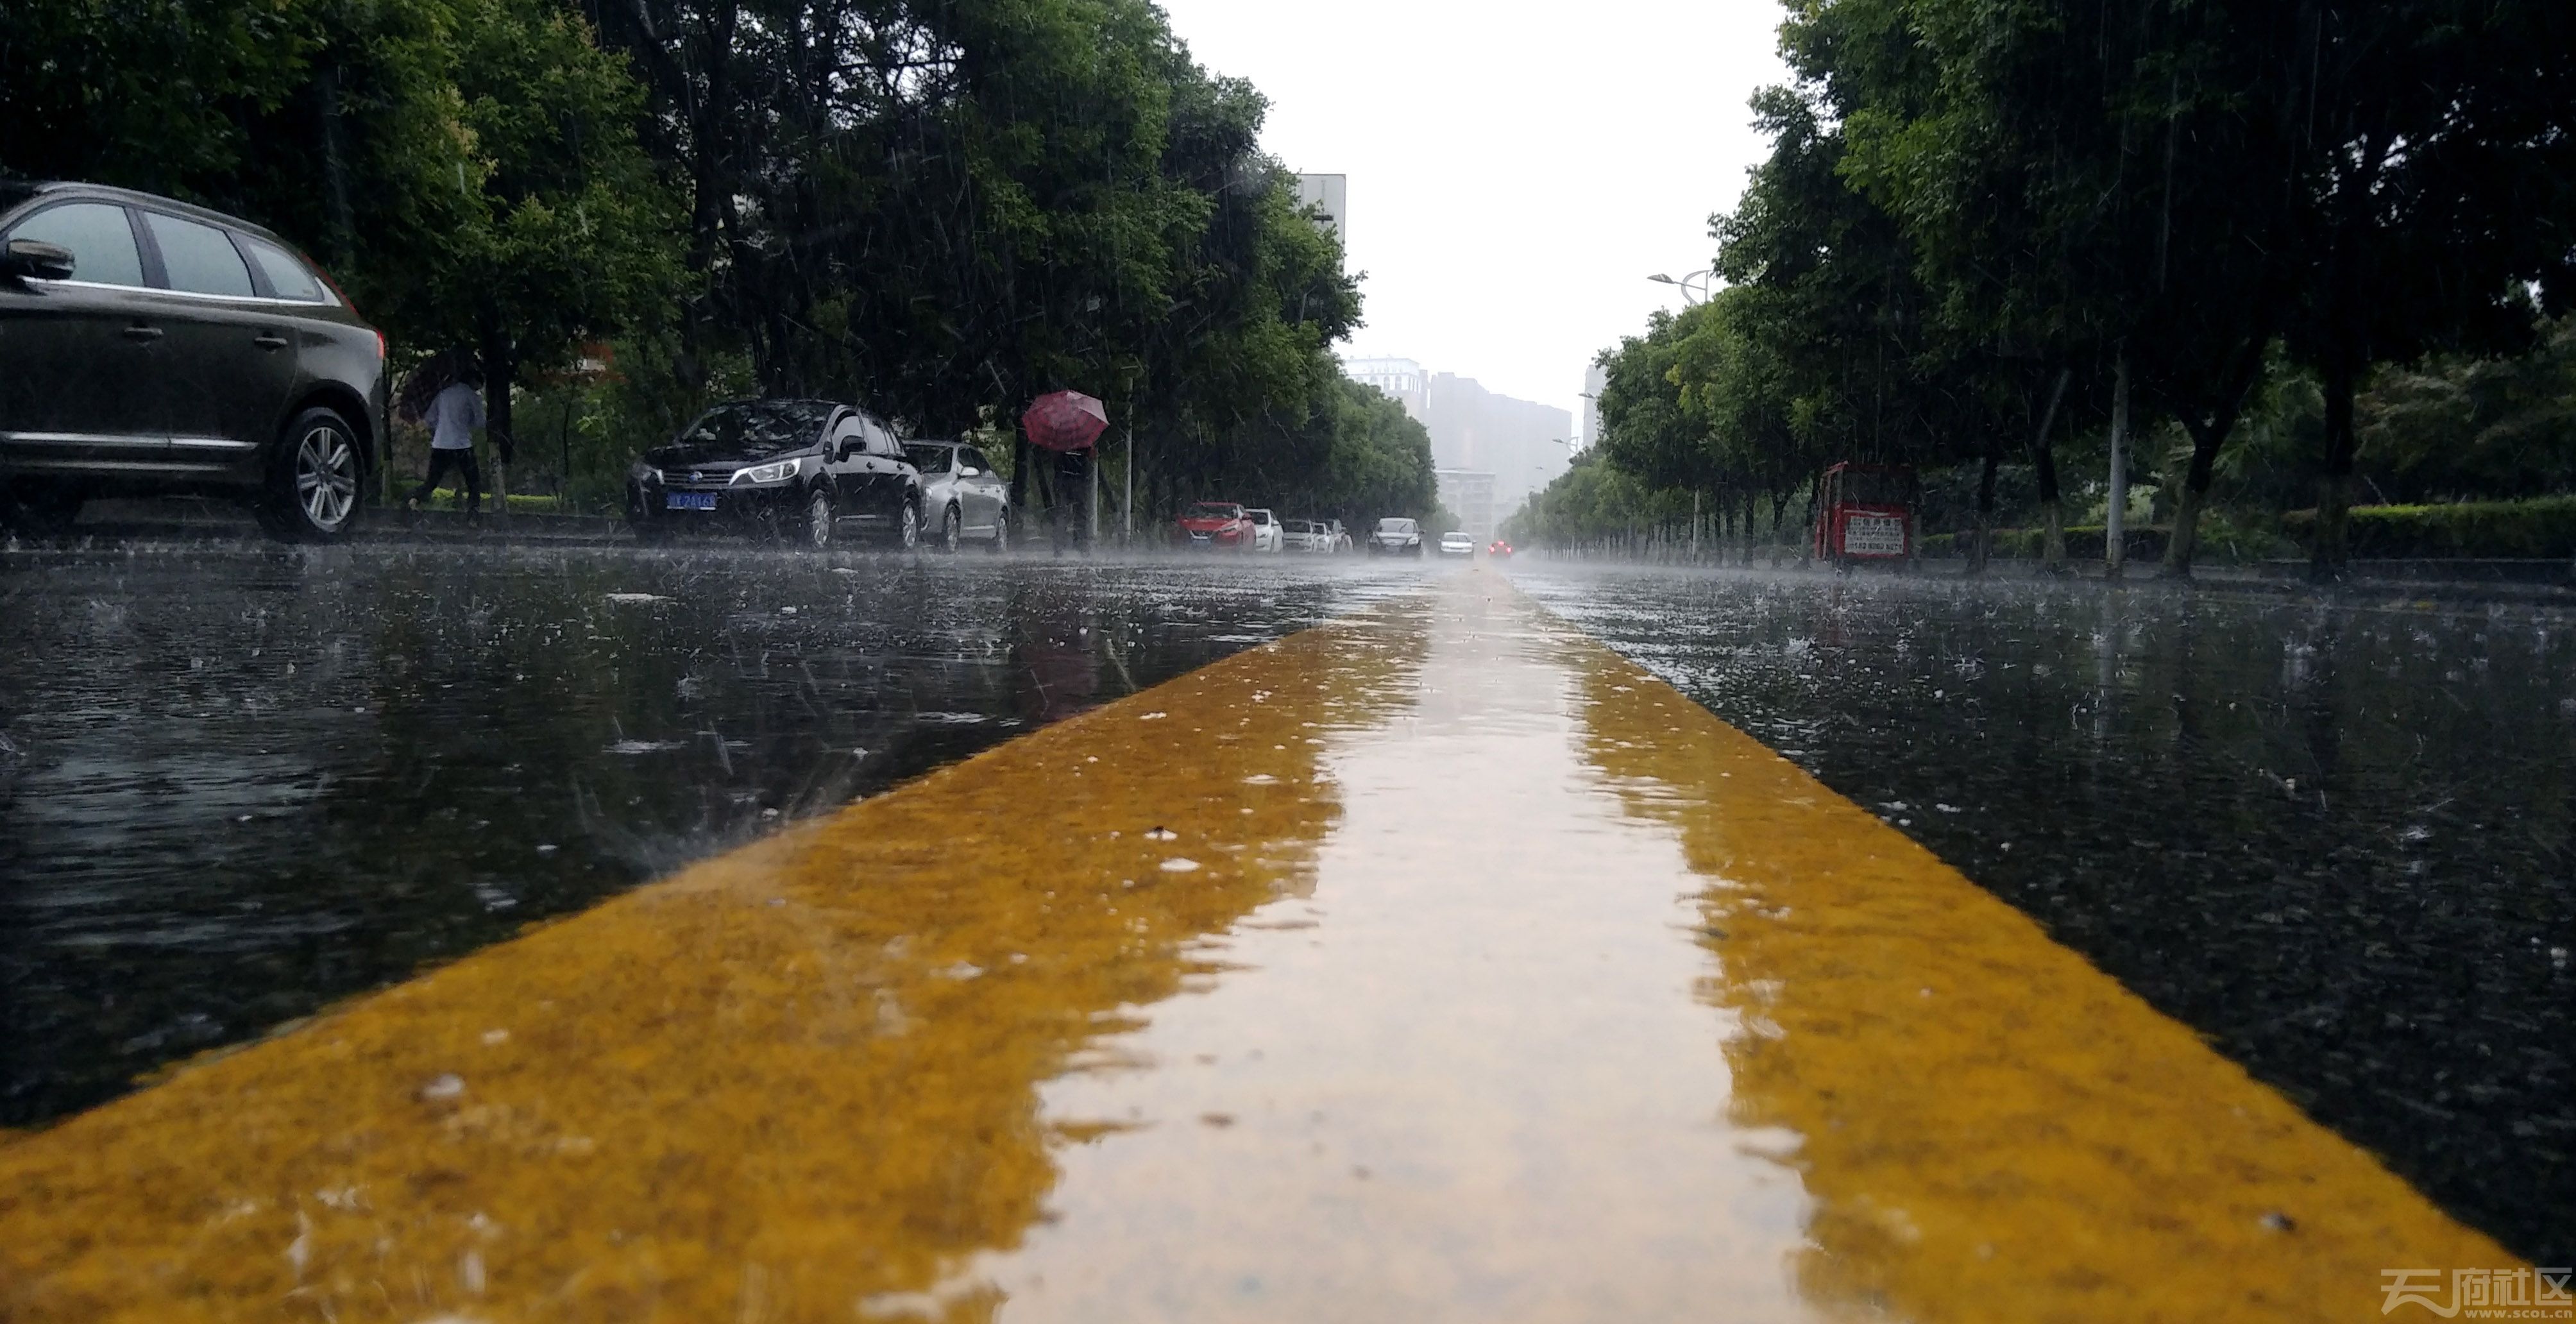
1647;271;1712;306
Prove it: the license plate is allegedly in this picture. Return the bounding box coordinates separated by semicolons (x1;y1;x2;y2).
666;492;717;511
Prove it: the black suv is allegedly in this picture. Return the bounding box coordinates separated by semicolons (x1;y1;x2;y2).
0;182;387;541
625;399;924;548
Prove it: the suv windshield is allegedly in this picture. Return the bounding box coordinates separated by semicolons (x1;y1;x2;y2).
675;402;835;457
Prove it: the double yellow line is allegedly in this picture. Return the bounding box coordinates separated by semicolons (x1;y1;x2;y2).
0;577;2517;1321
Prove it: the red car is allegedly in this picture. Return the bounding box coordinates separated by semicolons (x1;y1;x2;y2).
1486;539;1514;560
1174;500;1253;550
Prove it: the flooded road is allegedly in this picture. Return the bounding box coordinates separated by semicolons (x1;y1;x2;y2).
0;575;2505;1322
0;545;1424;1126
1509;563;2576;1264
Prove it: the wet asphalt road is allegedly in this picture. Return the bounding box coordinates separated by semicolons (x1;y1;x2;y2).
1509;561;2575;1264
3;544;2568;1266
0;543;1423;1128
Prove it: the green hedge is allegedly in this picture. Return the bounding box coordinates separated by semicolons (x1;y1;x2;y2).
2281;498;2576;558
1924;526;2169;561
416;489;579;514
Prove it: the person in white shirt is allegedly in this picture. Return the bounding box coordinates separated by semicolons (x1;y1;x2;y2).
407;365;487;520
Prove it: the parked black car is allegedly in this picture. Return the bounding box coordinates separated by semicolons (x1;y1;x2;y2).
625;399;923;548
0;180;388;541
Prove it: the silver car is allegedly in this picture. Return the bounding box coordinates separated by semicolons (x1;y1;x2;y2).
904;441;1014;552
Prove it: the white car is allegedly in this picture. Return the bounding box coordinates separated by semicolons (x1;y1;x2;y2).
1437;530;1476;557
1316;518;1352;554
1245;507;1284;552
1280;517;1321;552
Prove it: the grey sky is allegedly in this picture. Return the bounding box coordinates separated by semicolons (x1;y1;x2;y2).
1155;0;1790;427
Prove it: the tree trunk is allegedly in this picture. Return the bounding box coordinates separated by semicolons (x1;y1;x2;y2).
2162;423;2226;578
314;64;356;271
2160;335;2269;579
1968;439;2000;575
2106;351;2131;578
2309;351;2358;584
2029;369;2070;574
479;318;516;523
1739;489;1758;566
1009;436;1031;514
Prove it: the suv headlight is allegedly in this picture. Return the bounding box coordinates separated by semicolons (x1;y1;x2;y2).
733;458;801;485
629;459;661;483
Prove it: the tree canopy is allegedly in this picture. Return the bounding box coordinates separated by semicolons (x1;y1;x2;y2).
1554;0;2576;573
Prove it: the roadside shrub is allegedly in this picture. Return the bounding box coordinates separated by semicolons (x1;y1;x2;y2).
1930;526;2171;561
2281;497;2576;558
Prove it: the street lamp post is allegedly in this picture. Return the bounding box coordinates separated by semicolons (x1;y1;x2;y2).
1647;271;1713;306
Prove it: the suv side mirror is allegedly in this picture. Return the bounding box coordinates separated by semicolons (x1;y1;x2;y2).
3;239;76;282
957;465;979;477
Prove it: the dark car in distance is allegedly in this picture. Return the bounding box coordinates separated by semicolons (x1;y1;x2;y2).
0;181;389;541
1366;516;1425;557
625;399;922;548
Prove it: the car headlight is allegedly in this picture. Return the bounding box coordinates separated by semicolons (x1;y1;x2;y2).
629;459;661;483
733;458;801;485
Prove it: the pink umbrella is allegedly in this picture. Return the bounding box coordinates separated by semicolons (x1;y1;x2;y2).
1021;390;1110;453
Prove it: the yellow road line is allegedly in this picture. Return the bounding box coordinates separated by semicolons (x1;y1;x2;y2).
0;577;2520;1323
1551;597;2521;1320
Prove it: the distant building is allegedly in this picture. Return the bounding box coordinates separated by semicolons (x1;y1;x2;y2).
1344;356;1427;420
1341;358;1571;518
1436;470;1497;543
1295;174;1347;264
1422;373;1571;520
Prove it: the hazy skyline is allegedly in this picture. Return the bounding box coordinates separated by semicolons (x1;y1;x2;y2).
1155;0;1791;430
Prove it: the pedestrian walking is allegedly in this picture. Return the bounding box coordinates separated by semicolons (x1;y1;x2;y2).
407;364;487;522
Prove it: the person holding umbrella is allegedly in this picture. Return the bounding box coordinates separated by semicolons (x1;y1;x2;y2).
1022;390;1109;554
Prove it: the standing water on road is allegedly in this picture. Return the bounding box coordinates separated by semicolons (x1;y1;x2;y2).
0;545;1424;1126
1509;562;2576;1263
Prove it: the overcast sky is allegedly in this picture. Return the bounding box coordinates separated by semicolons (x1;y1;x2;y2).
1155;0;1793;431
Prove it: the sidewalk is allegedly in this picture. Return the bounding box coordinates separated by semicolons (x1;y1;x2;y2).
68;497;627;545
1534;548;2576;606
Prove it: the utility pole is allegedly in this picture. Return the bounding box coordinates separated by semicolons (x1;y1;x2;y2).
2106;349;2130;579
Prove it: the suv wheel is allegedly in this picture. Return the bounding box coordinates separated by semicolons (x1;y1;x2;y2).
804;486;835;549
890;498;920;551
989;508;1012;555
258;407;364;542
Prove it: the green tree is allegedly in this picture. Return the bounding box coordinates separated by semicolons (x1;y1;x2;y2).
1;0;688;473
2273;2;2576;578
581;0;1358;509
